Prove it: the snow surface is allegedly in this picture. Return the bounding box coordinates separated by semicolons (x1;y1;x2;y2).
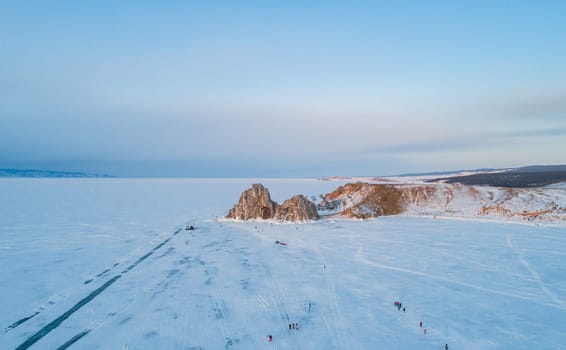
545;182;566;190
1;178;565;349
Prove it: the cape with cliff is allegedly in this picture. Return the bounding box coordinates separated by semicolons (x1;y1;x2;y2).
225;165;566;223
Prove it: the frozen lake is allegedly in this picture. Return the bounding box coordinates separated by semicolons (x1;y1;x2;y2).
1;179;565;349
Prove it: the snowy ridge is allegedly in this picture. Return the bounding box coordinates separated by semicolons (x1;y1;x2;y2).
318;168;511;185
403;184;565;222
320;182;566;223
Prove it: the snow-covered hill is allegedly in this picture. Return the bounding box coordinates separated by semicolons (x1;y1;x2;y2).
319;182;566;223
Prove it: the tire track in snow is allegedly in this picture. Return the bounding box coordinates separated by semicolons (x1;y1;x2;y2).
262;260;302;350
356;245;566;311
4;312;39;333
324;272;350;350
5;228;183;335
292;242;334;348
295;239;340;349
15;275;122;350
506;234;563;307
55;329;91;350
13;227;184;350
311;243;350;350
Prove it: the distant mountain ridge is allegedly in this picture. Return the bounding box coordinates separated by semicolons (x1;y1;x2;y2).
426;164;566;188
397;168;499;177
0;169;113;178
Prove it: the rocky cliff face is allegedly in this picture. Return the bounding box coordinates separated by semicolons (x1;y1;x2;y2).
226;183;278;220
226;184;319;221
274;195;319;221
319;182;566;222
319;182;405;219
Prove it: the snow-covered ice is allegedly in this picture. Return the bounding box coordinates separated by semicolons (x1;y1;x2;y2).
1;178;565;349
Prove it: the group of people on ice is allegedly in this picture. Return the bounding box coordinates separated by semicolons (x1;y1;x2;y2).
393;300;406;312
394;300;449;349
267;322;301;342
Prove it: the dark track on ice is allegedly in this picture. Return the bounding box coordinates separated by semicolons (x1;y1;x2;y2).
5;312;40;333
55;329;91;350
14;228;183;350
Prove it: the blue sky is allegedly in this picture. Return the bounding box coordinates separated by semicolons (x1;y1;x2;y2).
1;1;565;177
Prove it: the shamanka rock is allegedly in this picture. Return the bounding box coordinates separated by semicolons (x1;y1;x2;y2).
226;184;319;221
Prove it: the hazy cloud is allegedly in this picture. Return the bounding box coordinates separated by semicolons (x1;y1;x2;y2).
489;94;566;121
361;130;510;157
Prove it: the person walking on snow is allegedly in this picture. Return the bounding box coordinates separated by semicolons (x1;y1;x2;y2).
268;335;272;342
444;344;449;350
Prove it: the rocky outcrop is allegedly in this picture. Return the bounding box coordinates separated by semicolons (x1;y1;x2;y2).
226;184;319;221
274;195;319;221
226;183;278;220
319;182;405;219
